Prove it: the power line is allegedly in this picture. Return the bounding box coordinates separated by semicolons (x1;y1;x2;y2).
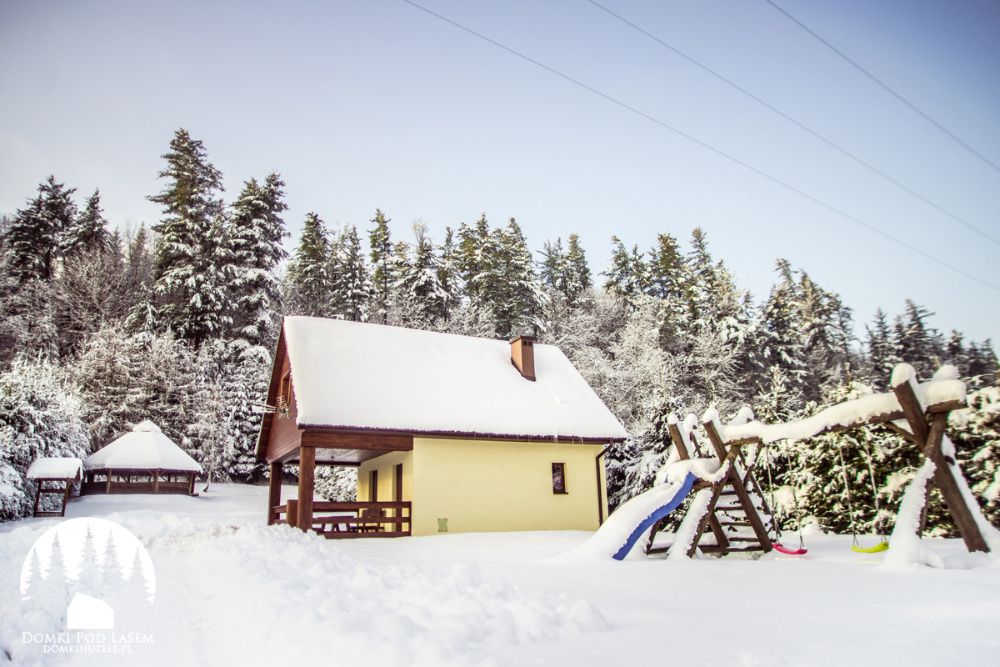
398;0;1000;295
764;0;1000;176
585;0;1000;248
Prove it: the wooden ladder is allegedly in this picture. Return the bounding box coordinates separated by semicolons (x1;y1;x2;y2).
645;416;774;557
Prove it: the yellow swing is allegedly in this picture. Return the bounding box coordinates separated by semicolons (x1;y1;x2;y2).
837;444;889;553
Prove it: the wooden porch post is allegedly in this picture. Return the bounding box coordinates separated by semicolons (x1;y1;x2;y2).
267;460;282;526
297;446;315;532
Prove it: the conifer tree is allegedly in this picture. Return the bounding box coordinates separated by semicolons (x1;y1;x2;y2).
539;238;568;294
564;233;591;302
394;222;448;324
4;175;78;282
437;226;461;321
63;190;111;255
286;212;333;317
227;174;288;360
603;236;645;305
865;309;896;388
148;129;229;346
491;218;547;338
893;300;942;377
332;224;372;322
368;209;393;323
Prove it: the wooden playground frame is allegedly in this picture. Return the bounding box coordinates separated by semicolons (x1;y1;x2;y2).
653;366;991;558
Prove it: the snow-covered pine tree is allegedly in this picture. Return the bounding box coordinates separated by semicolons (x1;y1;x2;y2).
331;224;372;322
394;222;448;325
892;300;943;378
456;213;495;311
950;386;1000;526
490;218;547;338
797;272;853;398
368;209;393;323
437;226;461;322
3;175;78;283
227;174;289;362
865;309;896;389
754;259;810;403
602;236;644;306
285;212;333;317
63;190;111;256
564;233;592;302
539;238;568;294
148;129;230;347
0;358;89;520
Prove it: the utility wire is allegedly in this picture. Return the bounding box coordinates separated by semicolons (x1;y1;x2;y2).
764;0;1000;176
398;0;1000;294
586;0;1000;248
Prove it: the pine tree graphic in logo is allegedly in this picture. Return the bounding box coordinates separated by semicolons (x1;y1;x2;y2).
20;518;155;630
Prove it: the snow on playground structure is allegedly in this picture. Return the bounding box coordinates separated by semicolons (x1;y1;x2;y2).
575;363;1000;567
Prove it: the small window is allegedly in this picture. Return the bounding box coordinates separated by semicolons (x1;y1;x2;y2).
278;371;291;411
551;463;567;494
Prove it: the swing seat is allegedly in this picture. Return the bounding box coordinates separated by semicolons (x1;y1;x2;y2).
773;542;808;556
851;541;889;554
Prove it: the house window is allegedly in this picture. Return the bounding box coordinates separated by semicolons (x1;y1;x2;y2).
368;470;378;502
551;463;567;494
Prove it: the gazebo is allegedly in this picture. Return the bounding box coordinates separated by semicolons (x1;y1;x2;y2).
26;457;83;517
82;420;203;495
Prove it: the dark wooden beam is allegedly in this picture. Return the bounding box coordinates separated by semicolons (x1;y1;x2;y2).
893;380;930;444
923;413;989;552
297;447;315;532
667;423;691;460
267;461;282;526
301;430;414;451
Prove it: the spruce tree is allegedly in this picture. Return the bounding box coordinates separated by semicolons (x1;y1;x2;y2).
148;129;229;347
332;224;372;322
603;236;643;305
4;175;78;282
564;233;591;302
865;308;896;388
227;174;288;361
394;222;448;324
368;209;393;323
63;190;111;255
437;226;461;321
539;238;567;294
286;212;333;317
893;300;942;376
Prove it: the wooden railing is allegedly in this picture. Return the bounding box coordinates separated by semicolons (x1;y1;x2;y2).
270;501;412;538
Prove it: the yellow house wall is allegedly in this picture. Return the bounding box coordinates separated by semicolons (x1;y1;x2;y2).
409;437;608;536
357;451;413;503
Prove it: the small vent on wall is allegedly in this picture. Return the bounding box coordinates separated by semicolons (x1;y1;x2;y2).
437;518;448;533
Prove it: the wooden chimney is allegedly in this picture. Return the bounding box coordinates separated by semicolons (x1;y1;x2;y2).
510;335;536;381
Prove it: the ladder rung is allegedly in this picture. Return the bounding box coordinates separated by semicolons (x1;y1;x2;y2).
700;545;764;553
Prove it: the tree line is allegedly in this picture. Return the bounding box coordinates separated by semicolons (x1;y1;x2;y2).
0;127;996;533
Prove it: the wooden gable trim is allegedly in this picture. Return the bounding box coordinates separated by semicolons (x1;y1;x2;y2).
256;326;293;462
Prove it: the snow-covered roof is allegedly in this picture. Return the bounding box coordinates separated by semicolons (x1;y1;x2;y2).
26;457;83;480
281;317;629;442
84;421;203;473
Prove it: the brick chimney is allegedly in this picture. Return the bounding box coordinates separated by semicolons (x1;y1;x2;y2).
510;335;536;381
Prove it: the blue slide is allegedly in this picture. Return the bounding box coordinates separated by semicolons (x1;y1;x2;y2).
611;473;697;560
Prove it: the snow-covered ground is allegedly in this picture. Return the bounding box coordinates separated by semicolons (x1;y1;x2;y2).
2;484;999;666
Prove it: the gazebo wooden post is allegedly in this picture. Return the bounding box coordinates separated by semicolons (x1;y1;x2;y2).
153;469;161;494
297;446;315;532
105;470;112;494
267;460;282;526
893;380;989;553
286;499;298;528
187;472;196;496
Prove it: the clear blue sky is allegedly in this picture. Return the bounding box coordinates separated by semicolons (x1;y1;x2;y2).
2;0;998;342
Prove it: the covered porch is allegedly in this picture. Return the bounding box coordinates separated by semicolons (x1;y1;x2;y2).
266;430;413;539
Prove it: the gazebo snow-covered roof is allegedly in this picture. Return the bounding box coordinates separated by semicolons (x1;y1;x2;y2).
85;420;203;473
26;457;83;481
